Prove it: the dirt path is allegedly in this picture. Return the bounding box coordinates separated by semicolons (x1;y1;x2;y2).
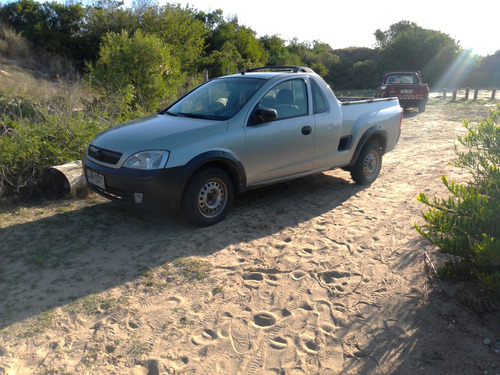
1;96;499;374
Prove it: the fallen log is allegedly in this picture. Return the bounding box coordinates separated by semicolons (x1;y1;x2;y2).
44;160;87;198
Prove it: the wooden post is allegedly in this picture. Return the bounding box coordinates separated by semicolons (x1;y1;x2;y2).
473;89;479;101
204;69;209;82
464;87;469;101
492;89;497;100
443;88;447;100
452;90;457;102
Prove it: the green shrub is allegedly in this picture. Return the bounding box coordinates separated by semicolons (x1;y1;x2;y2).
415;104;500;297
86;29;181;114
0;58;150;198
0;109;108;197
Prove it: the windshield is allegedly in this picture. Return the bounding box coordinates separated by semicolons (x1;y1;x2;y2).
166;77;266;120
385;74;418;84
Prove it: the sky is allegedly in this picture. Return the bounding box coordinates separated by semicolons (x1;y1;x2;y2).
177;0;499;56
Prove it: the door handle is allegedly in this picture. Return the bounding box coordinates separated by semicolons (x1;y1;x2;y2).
301;126;312;135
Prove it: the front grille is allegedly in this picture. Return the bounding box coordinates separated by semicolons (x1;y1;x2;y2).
88;145;122;165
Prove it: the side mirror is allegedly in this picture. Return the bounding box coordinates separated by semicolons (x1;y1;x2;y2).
250;108;277;125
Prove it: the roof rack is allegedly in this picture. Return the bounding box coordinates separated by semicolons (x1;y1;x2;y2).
241;66;314;74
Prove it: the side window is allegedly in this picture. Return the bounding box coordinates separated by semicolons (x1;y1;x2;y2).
256;79;308;120
311;79;328;114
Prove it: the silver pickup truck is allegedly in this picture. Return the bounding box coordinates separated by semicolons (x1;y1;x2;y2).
83;66;402;226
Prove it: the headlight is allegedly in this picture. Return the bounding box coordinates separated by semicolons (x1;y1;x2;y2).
123;150;169;169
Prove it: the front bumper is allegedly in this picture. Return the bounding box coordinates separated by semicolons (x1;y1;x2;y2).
82;155;184;211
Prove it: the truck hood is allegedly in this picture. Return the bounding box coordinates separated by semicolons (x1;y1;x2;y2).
91;113;228;154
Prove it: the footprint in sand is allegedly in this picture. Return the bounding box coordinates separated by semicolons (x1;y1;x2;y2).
243;272;264;282
228;312;279;354
191;328;217;346
269;336;288;350
291;270;307;280
127;318;141;330
216;311;233;338
319;269;361;293
299;333;319;354
229;318;254;354
164;296;183;309
243;272;279;285
315;300;338;335
297;238;331;257
252;312;278;328
298;247;314;257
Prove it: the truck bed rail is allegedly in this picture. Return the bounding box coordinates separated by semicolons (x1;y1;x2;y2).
338;97;397;105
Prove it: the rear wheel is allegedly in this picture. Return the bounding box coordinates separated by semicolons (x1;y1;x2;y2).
182;167;234;226
350;143;382;185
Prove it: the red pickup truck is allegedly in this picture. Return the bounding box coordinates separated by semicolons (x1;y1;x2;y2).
375;71;429;113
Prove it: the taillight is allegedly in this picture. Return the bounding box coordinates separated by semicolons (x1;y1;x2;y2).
400;107;404;127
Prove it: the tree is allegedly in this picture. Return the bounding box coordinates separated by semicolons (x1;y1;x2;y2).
78;0;136;64
195;8;224;31
205;40;242;77
259;34;301;66
374;20;416;49
139;3;207;75
0;0;84;59
378;22;460;87
475;51;500;88
87;29;181;113
351;60;379;89
204;16;266;76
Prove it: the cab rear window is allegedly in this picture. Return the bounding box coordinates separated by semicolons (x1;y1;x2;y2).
385;75;418;84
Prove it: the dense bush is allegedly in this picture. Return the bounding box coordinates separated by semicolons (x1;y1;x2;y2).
0;69;126;198
0;102;110;198
415;105;500;296
86;29;181;113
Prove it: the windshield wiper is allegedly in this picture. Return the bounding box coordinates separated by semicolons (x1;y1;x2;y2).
164;111;225;120
178;112;210;119
163;110;179;116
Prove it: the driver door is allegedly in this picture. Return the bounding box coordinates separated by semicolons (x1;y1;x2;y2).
243;78;314;185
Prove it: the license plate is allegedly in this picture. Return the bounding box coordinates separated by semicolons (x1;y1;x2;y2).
401;89;413;94
87;169;105;190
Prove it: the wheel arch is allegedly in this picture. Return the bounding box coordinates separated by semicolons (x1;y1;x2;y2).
348;126;387;167
170;151;246;211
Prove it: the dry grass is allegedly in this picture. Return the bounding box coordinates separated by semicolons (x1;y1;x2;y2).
0;23;31;59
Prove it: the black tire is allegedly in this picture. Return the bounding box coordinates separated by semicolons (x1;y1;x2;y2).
350;143;382;185
418;102;427;113
182;167;234;226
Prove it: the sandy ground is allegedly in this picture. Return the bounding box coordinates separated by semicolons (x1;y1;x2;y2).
0;95;499;374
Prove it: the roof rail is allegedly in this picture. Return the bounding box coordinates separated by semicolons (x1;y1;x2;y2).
241;66;314;74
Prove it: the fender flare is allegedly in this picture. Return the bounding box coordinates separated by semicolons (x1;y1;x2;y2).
348;126;388;167
169;151;247;211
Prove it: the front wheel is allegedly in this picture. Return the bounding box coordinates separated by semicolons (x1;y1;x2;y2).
182;167;234;226
350;143;382;185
